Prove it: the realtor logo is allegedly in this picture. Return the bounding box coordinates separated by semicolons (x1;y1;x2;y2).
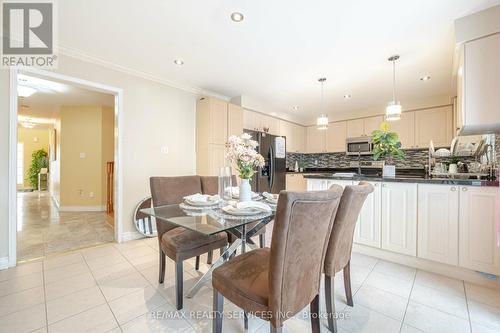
2;0;57;68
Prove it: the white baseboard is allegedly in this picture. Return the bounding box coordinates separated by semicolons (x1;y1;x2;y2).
59;205;106;212
353;244;500;290
119;231;144;243
0;257;10;270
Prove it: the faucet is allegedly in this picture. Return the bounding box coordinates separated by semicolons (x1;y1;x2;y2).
357;149;362;175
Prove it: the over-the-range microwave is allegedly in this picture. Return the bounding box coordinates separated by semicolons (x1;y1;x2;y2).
346;136;373;156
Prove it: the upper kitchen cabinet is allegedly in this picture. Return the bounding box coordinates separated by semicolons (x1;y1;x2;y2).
347;116;383;138
326;121;347;152
389;111;415;149
227;103;244;137
243;109;258;131
414;106;453;148
306;126;326;153
243;110;280;135
197;97;228;145
364;116;384;136
279;120;305;153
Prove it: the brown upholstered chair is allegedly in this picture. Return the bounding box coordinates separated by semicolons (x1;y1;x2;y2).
150;176;228;310
200;175;268;249
323;182;374;332
212;187;344;333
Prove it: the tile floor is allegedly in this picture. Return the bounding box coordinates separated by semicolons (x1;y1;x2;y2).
1;238;500;333
17;192;115;261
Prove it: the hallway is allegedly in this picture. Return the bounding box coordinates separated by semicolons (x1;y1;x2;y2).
17;192;115;262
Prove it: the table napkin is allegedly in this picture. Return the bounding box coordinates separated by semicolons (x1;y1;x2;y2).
223;201;272;213
183;193;218;203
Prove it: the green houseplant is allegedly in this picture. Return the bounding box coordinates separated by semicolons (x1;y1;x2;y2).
27;149;49;188
371;122;405;177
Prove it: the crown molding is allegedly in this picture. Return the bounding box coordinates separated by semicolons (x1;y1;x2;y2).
57;45;231;101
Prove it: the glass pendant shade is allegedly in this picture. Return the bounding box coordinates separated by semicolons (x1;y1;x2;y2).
317;114;328;130
386;101;402;121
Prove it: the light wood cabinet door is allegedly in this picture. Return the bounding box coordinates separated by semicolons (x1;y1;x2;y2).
209;98;228;144
417;184;459;266
279;120;294;152
389;112;415;149
208;144;226;176
354;182;382;248
346;119;365;138
227;104;243;138
306;126;326;153
459;186;500;275
326;121;347;152
243;109;257;131
381;183;418;256
266;116;280;135
286;174;307;191
414;106;452;148
363;116;384;136
293;124;306;152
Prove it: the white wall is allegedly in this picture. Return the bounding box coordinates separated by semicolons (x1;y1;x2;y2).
0;70;10;260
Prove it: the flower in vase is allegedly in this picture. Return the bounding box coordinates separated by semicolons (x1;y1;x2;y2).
226;133;265;180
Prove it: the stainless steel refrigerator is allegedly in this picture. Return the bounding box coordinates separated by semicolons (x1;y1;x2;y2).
245;130;286;194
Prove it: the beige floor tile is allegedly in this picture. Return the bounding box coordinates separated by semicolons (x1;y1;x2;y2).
43;253;84;271
121;303;193;332
44;261;90;284
46;286;106;324
48;304;118;333
0;261;42;282
121;245;157;260
108;286;167;325
354;284;408;321
468;301;500;329
414;270;465;297
98;271;150;302
115;240;147;253
82;245;122;262
0;303;46;333
0;271;43;297
85;252;127;271
400;324;426;333
30;328;48;333
92;261;136;282
128;253;158;270
338;303;401;333
466;283;500;308
404;301;470;333
45;272;96;301
410;284;469;319
471;322;500;333
363;271;414;298
0;286;45;317
373;260;416;282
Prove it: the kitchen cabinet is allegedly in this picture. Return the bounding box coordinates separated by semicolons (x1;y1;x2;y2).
389;112;415;149
243;109;258;131
381;183;418;256
306;179;329;191
459;186;500;275
347;119;365;138
197;97;228;145
306;126;326;153
243;110;280;135
286;173;307;191
227;103;244;138
417;184;459;266
363;116;384;136
354;182;382;248
326;121;347;152
293;124;306;153
279;120;306;153
414;106;453;148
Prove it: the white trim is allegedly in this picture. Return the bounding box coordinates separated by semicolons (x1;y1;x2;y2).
58;205;106;212
0;257;9;271
8;67;124;267
120;231;144;242
58;46;230;101
51;195;60;209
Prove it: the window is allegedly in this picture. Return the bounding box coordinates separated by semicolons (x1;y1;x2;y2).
17;142;24;185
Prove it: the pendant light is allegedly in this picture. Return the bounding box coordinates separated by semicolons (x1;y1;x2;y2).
316;77;328;130
386;55;402;121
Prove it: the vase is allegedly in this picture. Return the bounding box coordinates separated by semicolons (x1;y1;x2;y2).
239;178;252;202
382;157;396;178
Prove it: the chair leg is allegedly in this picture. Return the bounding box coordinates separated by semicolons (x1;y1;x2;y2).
195;256;200;271
343;260;353;307
244;311;249;331
158;249;166;284
310;294;320;333
270;324;283;333
175;260;183;310
207;250;213;265
325;274;337;333
259;233;265;248
213;289;224;333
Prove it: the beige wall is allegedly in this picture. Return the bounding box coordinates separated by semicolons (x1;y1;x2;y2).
49;117;61;205
0;70;10;259
17;127;50;189
101;106;114;208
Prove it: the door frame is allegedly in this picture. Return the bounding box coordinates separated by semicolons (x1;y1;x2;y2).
8;67;124;267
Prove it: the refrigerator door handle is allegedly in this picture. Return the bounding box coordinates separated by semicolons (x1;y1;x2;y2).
269;144;274;190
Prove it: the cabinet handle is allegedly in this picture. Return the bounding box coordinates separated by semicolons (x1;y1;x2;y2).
451;187;456;192
462;187;468;192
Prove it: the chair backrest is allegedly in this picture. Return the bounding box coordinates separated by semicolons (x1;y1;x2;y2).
149;176;202;207
200;175;238;195
268;186;343;327
324;182;374;276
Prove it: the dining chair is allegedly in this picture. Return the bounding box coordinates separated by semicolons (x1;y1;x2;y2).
323;181;374;333
150;176;228;310
200;175;267;249
212;186;344;333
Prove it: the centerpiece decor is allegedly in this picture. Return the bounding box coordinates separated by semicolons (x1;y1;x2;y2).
226;133;265;202
372;122;405;178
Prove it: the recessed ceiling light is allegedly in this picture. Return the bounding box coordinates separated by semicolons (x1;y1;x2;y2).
174;59;184;66
231;12;244;22
420;75;431;81
291;105;299;111
344;94;352;99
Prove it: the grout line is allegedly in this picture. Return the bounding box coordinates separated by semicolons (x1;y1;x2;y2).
398;268;417;333
41;261;49;333
463;281;473;333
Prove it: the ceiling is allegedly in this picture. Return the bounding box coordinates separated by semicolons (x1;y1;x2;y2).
17;73;114;128
57;0;500;124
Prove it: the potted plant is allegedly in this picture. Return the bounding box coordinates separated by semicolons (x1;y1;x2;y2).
28;149;49;189
226;133;265;201
371;122;405;178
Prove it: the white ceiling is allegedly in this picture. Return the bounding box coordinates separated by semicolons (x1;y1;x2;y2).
57;0;500;124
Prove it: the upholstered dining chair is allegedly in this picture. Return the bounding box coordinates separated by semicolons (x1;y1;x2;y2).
323;181;374;333
212;187;344;333
200;175;268;249
150;176;228;310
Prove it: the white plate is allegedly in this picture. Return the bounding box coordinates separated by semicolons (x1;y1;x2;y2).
232;193;260;200
185;199;220;207
221;206;263;216
180;203;211;211
265;198;278;205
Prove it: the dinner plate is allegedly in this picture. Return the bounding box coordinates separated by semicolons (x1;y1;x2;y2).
232;193;260;200
184;199;220;207
221;206;263;216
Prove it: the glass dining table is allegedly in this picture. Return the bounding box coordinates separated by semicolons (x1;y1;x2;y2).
140;202;275;298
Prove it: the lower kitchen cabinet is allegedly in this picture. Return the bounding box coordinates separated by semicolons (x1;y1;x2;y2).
417;184;459;265
459;186;500;275
381;183;418;256
306;179;328;191
285;173;307;191
354;182;382;248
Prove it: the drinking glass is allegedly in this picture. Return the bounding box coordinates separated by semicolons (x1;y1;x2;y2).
218;166;233;201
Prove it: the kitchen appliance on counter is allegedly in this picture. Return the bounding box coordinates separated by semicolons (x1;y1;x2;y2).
346;136;373;156
244;130;286;194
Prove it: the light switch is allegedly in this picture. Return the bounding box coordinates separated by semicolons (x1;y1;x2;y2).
79;152;86;159
160;146;169;154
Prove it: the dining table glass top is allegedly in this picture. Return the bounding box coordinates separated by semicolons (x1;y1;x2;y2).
140;202;274;236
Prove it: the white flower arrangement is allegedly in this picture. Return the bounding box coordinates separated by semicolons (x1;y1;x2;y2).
226;133;265;180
